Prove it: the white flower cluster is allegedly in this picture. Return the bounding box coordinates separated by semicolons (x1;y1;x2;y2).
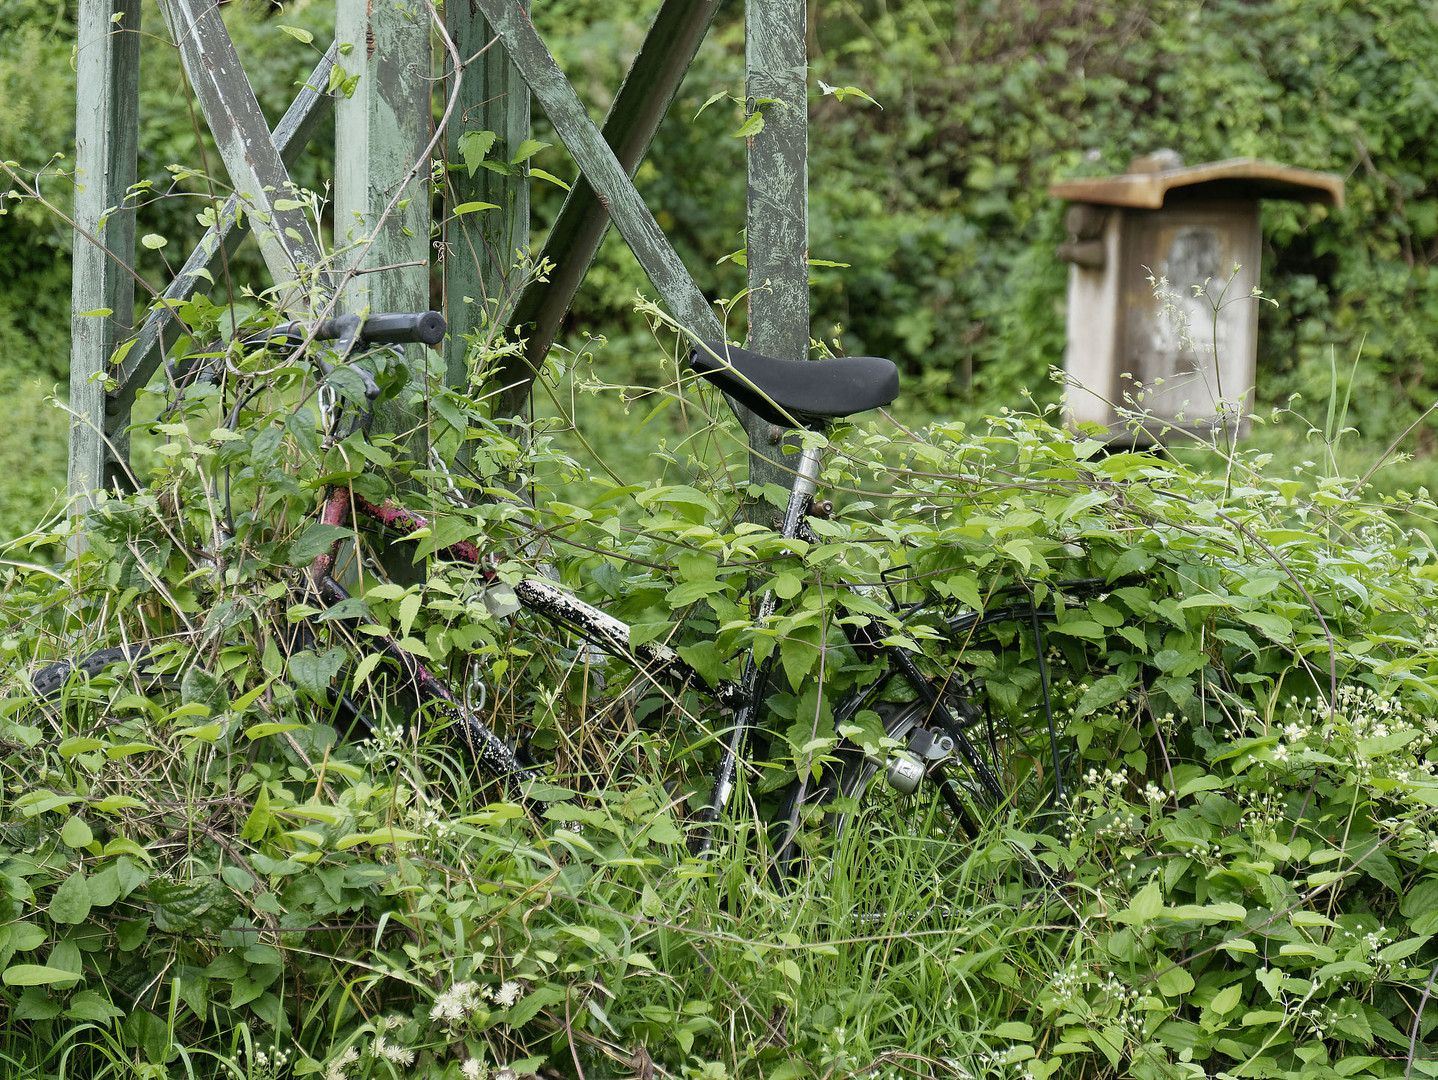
429;979;526;1027
323;1047;358;1080
373;1035;416;1067
1047;962;1085;1008
1057;766;1149;846
413;804;455;840
251;1045;292;1079
1338;923;1391;958
1099;974;1153;1048
431;980;486;1025
460;1062;519;1080
1236;787;1286;838
360;722;414;761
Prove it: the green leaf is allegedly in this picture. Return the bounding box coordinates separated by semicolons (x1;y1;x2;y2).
667;578;725;605
1114;879;1162;926
230;976;264;1008
65;989;126;1023
694;89;731;118
86;863;123;907
1209;983;1242;1016
510;138;552;164
58;737;106;759
277;24;315;44
148;876;239;933
13;986;62;1019
245;722;304;740
398;590;422;637
676;640;728;686
733;110;765;138
779;622;823;690
315;595;371;622
60;815;93;850
8;922;46;953
3;965;82;988
530;167;571;191
817;80;882;108
1106;545;1154;580
633;483;719;524
288;523;352;564
453;200;499;216
1156;966;1195;996
1073;673;1131;719
288;647;346;703
182;666;228;711
456;129;499;176
1057;490;1111;522
503;985;565;1027
49;870;92;925
1238;610;1293;642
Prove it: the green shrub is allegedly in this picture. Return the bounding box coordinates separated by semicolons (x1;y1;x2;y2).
1;304;1437;1076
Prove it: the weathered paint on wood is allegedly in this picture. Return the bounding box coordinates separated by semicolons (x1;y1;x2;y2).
744;0;809;493
507;0;720;384
444;2;531;401
335;0;434;582
471;0;723;344
156;0;329;303
69;0;141;508
335;2;431;322
108;46;339;447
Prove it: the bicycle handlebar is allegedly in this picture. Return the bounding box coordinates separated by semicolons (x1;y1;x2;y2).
311;310;447;346
168;311;447;393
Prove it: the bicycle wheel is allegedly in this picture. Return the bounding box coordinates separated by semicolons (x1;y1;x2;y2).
29;644;163;700
768;601;1081;891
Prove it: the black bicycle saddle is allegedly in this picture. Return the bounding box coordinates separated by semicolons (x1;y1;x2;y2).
689;340;900;429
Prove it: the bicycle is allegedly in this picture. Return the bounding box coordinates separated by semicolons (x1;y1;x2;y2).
23;310;1122;883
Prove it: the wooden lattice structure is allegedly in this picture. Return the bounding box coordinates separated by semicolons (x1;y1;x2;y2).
69;0;811;518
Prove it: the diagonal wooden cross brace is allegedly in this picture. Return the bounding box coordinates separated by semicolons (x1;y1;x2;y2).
470;0;725;345
155;0;331;301
99;33;338;490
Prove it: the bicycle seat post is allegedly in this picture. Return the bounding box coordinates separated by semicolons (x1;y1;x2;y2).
692;441;825;857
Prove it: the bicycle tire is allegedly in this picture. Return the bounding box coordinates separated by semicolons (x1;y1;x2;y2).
29;644;161;700
769;598;1084;889
24;635;546;795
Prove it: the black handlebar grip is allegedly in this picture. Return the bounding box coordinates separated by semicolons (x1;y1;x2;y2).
359;311;447;345
311;311;447;346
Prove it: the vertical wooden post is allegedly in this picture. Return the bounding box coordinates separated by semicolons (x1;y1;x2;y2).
335;1;433;580
69;0;140;512
745;0;809;496
444;2;531;407
335;2;432;327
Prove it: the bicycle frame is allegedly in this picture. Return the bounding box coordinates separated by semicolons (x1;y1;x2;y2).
190;314;1035;857
312;436;1029;856
309;454;817;854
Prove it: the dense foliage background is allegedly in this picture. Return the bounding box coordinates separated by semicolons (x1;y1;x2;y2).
2;0;1438;534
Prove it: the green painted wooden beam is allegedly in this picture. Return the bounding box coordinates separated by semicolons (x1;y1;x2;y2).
156;0;330;303
69;0;140;511
444;3;531;403
335;0;434;582
744;0;809;494
506;0;721;385
335;3;431;321
106;45;339;465
470;0;723;344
